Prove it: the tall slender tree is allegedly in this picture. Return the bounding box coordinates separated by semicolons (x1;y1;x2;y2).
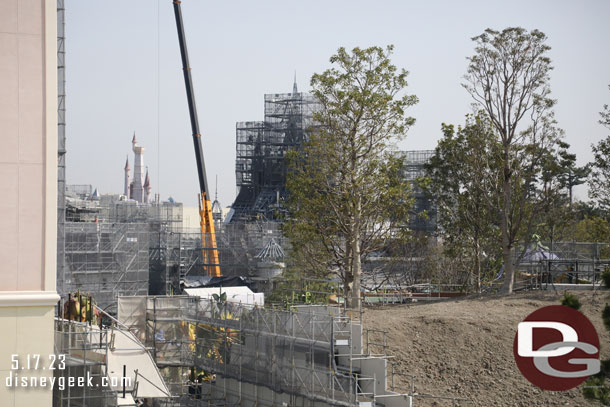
589;85;610;215
425;113;502;292
463;27;561;293
286;45;417;308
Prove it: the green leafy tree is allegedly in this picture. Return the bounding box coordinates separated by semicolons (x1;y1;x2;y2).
425;113;502;292
463;27;564;294
555;144;590;206
285;45;417;309
534;140;587;245
566;216;610;258
589;85;610;215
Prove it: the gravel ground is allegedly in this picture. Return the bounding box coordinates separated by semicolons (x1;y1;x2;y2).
362;290;610;406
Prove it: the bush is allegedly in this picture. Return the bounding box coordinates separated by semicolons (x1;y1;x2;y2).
583;377;610;405
602;269;610;289
561;292;581;310
583;302;610;404
603;304;610;332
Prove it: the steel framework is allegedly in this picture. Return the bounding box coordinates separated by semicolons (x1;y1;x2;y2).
118;296;414;407
231;87;318;222
63;222;150;310
57;0;67;297
398;150;437;233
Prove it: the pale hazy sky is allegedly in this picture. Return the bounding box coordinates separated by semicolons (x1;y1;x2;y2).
65;0;610;208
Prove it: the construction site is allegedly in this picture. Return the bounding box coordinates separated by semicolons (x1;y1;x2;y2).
14;1;605;407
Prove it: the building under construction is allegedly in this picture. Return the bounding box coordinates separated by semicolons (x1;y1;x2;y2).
117;295;418;407
398;150;437;233
230;81;319;222
59;190;185;310
59;186;290;310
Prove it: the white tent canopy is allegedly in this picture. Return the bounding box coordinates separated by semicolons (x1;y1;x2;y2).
184;286;264;306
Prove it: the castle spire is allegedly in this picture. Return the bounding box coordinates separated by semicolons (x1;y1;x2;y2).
124;154;131;197
143;167;151;203
144;168;151;188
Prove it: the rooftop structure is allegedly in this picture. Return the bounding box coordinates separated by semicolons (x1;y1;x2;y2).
230;80;319;222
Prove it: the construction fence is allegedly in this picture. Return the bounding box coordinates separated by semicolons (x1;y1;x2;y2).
117;296;419;407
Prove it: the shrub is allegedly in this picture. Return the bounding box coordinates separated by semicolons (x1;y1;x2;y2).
583;303;610;403
561;292;581;310
603;304;610;332
602;269;610;289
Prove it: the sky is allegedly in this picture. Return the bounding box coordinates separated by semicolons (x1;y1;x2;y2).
65;0;610;209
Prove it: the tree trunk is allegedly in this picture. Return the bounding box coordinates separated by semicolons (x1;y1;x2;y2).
474;239;481;293
344;239;353;308
351;199;362;311
501;157;515;294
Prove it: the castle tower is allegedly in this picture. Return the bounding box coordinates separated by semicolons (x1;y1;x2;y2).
143;168;151;204
124;155;131;198
131;132;145;202
212;175;223;227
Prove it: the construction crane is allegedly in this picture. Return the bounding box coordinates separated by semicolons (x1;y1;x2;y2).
172;0;221;277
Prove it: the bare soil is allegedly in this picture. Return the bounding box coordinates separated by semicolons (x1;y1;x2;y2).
362;290;610;406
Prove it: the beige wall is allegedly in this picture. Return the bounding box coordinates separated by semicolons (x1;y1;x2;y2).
0;1;58;406
0;0;56;292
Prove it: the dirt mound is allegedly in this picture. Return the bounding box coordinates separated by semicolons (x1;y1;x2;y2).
362;290;610;406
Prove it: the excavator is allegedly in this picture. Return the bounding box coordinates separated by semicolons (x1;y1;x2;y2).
172;0;221;277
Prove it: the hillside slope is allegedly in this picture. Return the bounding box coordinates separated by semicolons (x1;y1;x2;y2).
362;290;610;406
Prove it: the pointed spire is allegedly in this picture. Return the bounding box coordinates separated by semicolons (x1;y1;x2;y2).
144;167;151;189
132;131;137;145
292;71;298;94
215;174;218;201
212;174;222;214
124;154;130;170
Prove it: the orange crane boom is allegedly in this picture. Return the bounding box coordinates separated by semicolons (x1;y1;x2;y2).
172;0;221;277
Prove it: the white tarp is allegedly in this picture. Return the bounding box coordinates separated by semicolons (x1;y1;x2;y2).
117;296;147;344
184;286;264;306
106;327;171;399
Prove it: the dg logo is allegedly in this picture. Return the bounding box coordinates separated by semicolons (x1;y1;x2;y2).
513;305;600;391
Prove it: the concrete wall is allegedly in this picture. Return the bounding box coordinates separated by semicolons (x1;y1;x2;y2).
0;0;59;406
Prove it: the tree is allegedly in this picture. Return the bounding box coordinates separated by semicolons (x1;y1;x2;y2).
425;113;502;292
285;45;417;308
463;27;561;294
534;140;587;245
589;85;610;214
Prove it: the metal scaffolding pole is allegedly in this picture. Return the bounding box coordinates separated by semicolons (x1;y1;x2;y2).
57;0;67;296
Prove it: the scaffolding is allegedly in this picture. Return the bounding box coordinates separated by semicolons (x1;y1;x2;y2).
61;197;191;309
149;222;289;295
397;150;436;233
54;301;172;407
57;0;67;296
63;222;150;310
59;195;289;310
53;318;118;407
514;241;610;289
231;87;319;222
118;296;415;407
